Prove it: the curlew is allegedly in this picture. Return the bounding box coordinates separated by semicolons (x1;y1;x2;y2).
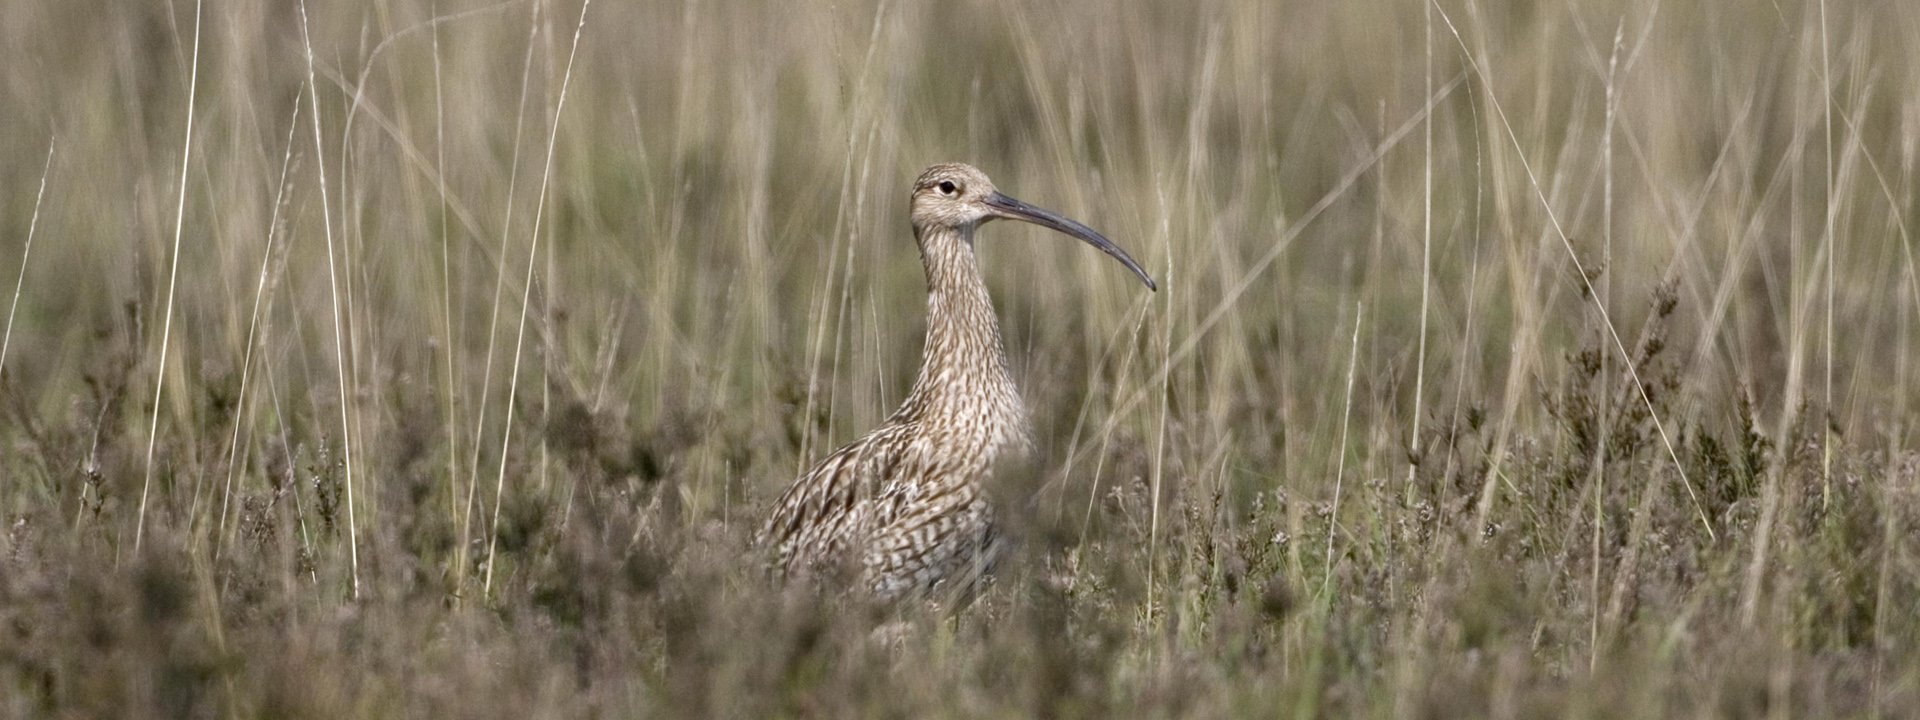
758;163;1156;602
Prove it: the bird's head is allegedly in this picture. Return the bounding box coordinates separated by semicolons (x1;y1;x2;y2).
909;163;1157;291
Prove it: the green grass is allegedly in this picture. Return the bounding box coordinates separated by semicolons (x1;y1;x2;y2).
2;0;1917;716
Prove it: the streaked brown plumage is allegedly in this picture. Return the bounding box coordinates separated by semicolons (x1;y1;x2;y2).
757;163;1156;601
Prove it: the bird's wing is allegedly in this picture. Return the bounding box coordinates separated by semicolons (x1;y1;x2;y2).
859;442;1000;601
757;423;914;576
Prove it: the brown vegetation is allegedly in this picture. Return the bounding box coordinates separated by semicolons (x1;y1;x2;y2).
1;0;1917;716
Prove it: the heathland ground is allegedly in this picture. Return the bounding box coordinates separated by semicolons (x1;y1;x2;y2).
2;0;1918;716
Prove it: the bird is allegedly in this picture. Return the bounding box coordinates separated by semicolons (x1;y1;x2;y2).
757;163;1156;602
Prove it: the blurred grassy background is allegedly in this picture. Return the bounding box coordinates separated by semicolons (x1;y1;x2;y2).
2;0;1917;716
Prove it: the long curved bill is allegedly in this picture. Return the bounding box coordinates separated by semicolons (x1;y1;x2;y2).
984;191;1158;291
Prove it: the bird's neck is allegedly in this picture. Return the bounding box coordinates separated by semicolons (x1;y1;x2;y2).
900;224;1030;444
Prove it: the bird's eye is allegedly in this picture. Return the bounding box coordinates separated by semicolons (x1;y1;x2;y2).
937;180;957;195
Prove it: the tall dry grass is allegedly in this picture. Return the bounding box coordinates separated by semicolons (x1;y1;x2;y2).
1;0;1917;715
